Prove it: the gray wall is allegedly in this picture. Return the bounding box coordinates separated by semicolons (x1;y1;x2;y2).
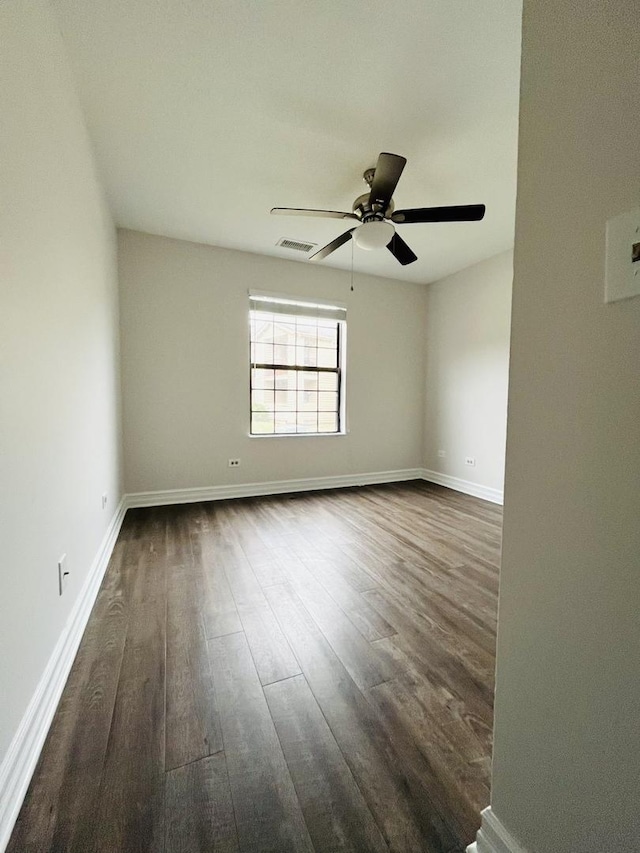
118;229;427;493
490;2;640;850
424;251;512;495
0;0;122;763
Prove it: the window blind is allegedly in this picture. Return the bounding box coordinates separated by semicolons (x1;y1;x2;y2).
249;291;346;322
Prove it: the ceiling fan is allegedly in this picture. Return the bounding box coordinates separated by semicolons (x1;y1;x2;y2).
271;152;485;266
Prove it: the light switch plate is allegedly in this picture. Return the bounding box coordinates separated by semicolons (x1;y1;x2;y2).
58;554;69;595
605;207;640;304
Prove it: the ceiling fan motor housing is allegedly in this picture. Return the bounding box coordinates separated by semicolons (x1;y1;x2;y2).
352;192;394;222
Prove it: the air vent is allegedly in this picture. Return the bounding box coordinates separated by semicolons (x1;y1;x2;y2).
277;238;317;253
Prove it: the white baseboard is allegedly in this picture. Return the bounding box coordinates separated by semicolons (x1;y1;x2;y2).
421;468;504;505
0;498;126;853
125;467;503;509
467;807;529;853
125;468;425;508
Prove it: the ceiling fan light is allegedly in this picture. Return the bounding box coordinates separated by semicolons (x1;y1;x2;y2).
353;220;395;250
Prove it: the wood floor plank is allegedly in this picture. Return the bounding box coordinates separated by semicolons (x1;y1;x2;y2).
295;555;396;642
165;556;223;769
207;632;314;853
237;599;302;686
264;673;390;853
198;504;243;638
388;483;503;565
345;486;499;577
298;543;381;592
370;616;494;738
364;588;495;717
368;677;489;839
329;492;465;571
165;753;239;853
165;506;223;770
226;502;289;587
87;512;167;853
265;582;460;853
215;531;266;608
272;546;396;691
332;526;497;657
358;483;501;572
450;561;500;597
370;633;491;751
215;505;301;686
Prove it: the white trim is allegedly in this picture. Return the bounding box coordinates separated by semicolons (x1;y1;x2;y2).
125;469;425;508
421;469;504;505
125;468;505;509
467;807;530;853
0;499;126;853
248;431;347;439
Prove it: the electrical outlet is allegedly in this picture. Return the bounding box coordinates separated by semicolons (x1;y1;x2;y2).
437;450;446;458
465;456;476;467
102;493;108;510
228;458;241;468
58;554;69;595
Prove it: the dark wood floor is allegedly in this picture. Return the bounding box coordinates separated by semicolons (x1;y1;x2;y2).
8;481;501;853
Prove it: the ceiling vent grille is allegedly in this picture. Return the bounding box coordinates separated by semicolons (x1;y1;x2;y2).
277;238;317;253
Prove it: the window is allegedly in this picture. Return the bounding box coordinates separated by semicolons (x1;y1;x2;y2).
249;294;346;435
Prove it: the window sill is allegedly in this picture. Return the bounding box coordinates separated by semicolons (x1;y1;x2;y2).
249;431;347;439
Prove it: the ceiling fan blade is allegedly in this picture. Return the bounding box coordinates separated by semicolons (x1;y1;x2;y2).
309;228;356;262
391;204;486;224
368;152;407;209
271;207;358;220
387;232;418;266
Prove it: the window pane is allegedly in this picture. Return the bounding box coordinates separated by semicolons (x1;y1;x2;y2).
253;318;275;344
251;368;274;389
296;322;317;345
318;391;338;412
297;390;317;412
252;342;273;364
299;371;319;392
252;390;274;412
317;325;338;348
317;347;337;368
251;411;274;434
318;372;338;391
273;321;296;346
274;343;296;365
318;412;338;433
275;369;296;390
296;346;317;367
297;411;318;433
275;412;296;433
275;388;296;411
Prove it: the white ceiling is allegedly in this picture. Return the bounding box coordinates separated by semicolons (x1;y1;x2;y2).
53;0;522;284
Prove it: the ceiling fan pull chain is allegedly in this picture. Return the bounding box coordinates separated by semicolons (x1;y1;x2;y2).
350;238;355;292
